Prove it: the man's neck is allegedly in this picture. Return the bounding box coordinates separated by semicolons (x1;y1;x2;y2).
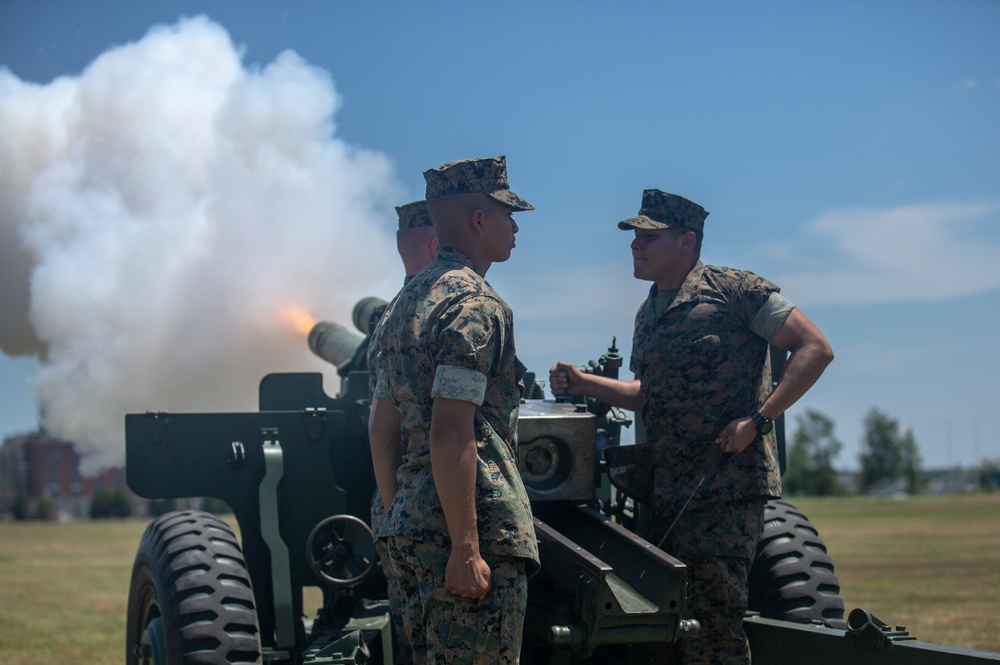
655;259;697;291
448;241;490;276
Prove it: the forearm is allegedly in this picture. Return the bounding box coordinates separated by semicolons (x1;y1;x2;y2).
550;361;643;411
430;399;481;557
760;341;833;419
582;375;643;411
368;397;403;510
717;310;833;454
762;309;834;419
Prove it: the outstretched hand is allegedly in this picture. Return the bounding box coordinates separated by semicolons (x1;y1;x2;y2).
549;361;584;397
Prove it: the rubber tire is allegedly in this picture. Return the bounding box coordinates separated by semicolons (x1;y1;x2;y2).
747;499;845;628
126;510;262;664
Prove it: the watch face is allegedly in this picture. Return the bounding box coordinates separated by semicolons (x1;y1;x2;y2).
752;410;773;435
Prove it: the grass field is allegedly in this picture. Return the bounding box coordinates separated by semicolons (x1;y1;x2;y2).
792;493;1000;653
1;493;998;663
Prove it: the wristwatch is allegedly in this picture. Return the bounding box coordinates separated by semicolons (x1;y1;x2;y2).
749;409;773;436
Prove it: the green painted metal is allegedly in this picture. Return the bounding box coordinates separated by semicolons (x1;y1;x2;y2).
123;310;1000;665
745;611;1000;664
260;431;295;649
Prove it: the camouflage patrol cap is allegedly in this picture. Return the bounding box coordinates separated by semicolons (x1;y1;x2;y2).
395;200;433;230
618;189;709;232
423;155;534;211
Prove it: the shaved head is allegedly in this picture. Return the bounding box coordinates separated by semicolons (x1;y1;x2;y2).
425;193;516;275
396;224;438;275
426;193;497;244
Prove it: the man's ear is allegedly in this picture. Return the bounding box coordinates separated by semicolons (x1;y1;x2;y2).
681;230;697;253
469;207;486;235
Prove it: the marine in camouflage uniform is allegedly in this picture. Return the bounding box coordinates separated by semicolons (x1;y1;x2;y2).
369;156;539;665
367;199;438;665
631;258;785;665
550;189;833;665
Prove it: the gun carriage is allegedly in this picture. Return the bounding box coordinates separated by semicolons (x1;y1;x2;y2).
124;298;1000;665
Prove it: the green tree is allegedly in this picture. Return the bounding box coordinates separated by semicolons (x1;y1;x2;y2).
901;429;928;495
12;493;54;520
33;496;54;520
110;490;133;517
782;409;846;496
980;459;999;492
857;408;924;493
90;489;132;518
13;491;29;521
89;491;111;518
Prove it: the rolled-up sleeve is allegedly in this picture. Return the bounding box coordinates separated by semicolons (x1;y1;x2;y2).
751;292;795;342
430;295;502;405
432;365;488;405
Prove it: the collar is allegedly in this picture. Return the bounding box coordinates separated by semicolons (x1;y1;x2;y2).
647;261;706;315
436;246;479;273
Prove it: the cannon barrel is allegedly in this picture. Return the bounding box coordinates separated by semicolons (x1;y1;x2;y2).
307;297;390;370
308;321;365;368
352;296;389;337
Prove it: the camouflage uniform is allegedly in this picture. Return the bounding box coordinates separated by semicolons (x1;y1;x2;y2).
367;199;434;665
620;190;789;665
372;157;538;665
631;262;784;514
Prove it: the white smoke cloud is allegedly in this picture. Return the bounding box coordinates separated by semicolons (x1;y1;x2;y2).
0;16;401;473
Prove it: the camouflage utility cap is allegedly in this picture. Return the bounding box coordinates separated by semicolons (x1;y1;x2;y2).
423;155;534;211
395;200;433;229
618;189;709;232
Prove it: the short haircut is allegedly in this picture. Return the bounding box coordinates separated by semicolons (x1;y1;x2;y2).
425;192;498;243
669;225;703;257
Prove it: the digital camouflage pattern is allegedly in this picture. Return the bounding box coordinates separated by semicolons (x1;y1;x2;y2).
372;245;538;569
618;188;710;232
423;155;534;212
365;280;411;664
395;199;433;229
627;258;785;665
645;500;765;665
629;261;784;517
388;537;527;665
369;493;412;663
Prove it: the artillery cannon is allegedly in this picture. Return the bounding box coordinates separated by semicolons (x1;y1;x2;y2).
124;297;1000;665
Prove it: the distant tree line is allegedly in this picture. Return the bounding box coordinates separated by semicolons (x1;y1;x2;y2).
12;491;54;521
9;493;232;521
89;489;133;518
782;407;997;497
782;410;847;496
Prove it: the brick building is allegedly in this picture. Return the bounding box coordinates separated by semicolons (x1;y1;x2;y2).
0;430;133;520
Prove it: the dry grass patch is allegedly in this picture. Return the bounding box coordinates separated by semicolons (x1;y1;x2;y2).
0;519;149;665
2;495;999;661
793;494;1000;653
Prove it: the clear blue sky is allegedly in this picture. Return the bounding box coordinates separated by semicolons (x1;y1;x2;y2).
2;1;998;472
